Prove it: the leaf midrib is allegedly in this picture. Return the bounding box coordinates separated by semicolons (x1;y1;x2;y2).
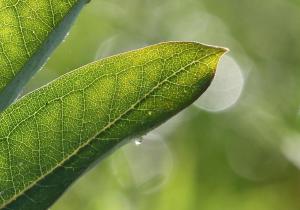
1;52;214;208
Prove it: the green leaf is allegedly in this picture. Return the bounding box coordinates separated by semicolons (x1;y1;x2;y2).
0;42;227;210
0;0;89;111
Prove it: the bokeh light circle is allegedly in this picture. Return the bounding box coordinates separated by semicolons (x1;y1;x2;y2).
194;55;244;112
111;133;173;194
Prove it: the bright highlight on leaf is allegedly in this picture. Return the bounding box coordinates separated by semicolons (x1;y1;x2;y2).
0;0;89;111
0;42;226;210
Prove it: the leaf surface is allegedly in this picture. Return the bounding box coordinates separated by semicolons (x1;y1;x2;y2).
0;0;89;111
0;42;226;210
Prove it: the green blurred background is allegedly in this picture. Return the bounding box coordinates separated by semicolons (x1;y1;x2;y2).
24;0;300;209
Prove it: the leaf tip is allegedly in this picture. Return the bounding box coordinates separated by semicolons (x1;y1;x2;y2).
216;47;230;59
210;46;228;78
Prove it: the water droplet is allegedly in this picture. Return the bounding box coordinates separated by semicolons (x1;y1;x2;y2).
111;133;173;194
148;111;152;116
135;137;143;145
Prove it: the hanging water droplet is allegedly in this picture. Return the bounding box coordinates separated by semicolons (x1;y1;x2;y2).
111;132;173;194
135;137;143;145
148;111;152;116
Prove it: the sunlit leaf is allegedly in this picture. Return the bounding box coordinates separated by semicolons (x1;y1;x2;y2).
0;42;226;210
0;0;89;111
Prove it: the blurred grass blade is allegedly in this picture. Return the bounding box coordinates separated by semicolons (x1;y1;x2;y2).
0;42;227;210
0;0;89;111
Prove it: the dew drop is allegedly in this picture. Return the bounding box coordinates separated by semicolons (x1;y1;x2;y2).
111;133;173;194
135;137;143;145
